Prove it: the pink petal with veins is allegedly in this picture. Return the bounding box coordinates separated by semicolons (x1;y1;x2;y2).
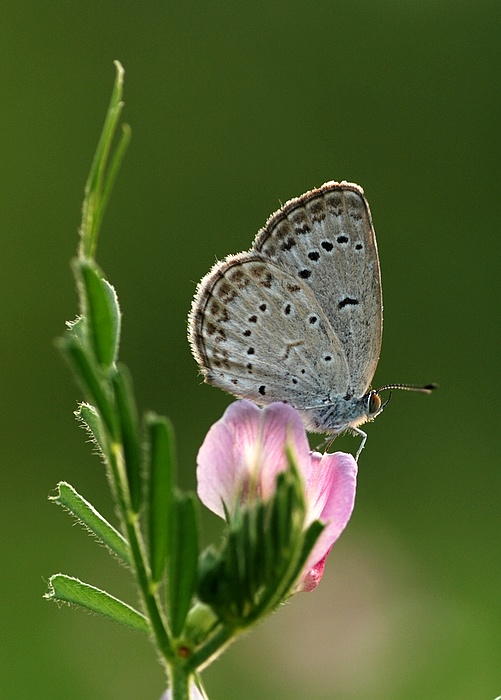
197;400;311;517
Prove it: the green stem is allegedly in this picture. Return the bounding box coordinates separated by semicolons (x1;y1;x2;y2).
124;506;173;663
107;441;130;517
109;441;172;663
169;661;191;700
186;624;236;673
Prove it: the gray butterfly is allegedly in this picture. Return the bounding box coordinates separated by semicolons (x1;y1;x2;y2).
189;181;435;457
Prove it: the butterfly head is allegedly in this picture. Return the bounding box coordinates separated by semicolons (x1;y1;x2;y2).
365;382;437;422
365;389;386;421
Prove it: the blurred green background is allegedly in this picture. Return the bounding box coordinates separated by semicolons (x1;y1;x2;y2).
1;2;500;698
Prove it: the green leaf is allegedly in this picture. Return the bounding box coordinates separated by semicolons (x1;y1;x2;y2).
76;259;121;370
80;61;128;259
112;365;142;512
249;468;311;619
74;401;127;509
65;315;86;343
227;526;245;617
146;414;176;583
75;402;110;460
49;481;130;565
57;333;117;438
240;507;258;608
45;574;148;633
101;277;121;356
168;492;199;637
99;122;131;235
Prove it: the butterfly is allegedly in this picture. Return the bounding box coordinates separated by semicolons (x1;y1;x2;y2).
189;181;435;457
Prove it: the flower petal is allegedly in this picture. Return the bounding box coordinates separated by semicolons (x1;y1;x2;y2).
197;401;358;596
251;402;312;499
297;552;329;593
300;451;357;590
197;400;311;517
197;401;260;517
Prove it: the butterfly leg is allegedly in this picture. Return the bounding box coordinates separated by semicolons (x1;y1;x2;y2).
352;427;368;462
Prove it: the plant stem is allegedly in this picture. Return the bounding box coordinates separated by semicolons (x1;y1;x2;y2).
169;661;191;700
127;515;172;658
112;443;173;663
186;624;236;673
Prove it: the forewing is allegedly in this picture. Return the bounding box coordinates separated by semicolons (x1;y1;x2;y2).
253;181;382;395
189;253;350;408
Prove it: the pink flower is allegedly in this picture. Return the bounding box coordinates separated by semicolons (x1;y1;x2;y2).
197;400;357;592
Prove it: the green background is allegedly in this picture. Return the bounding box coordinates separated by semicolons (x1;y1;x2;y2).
2;2;500;698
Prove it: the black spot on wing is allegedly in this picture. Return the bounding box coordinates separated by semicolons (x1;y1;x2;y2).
338;297;359;309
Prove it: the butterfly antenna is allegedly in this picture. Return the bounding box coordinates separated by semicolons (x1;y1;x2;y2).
376;382;438;395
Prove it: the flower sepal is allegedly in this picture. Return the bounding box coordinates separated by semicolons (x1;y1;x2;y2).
197;452;325;628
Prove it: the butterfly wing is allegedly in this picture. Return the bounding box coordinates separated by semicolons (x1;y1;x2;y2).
189;253;351;408
253;181;382;396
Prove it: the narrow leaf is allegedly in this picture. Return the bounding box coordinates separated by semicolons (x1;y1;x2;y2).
168;492;199;637
112;365;142;512
146;414;176;583
261;497;275;584
57;334;116;438
65;315;86;344
270;473;289;558
45;574;148;633
80;61;126;259
99;123;131;228
241;507;257;606
49;481;130;565
226;527;245;616
76;259;121;369
101;278;121;361
75;402;110;460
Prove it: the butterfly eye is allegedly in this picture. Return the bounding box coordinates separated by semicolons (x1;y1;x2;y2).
367;391;381;416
